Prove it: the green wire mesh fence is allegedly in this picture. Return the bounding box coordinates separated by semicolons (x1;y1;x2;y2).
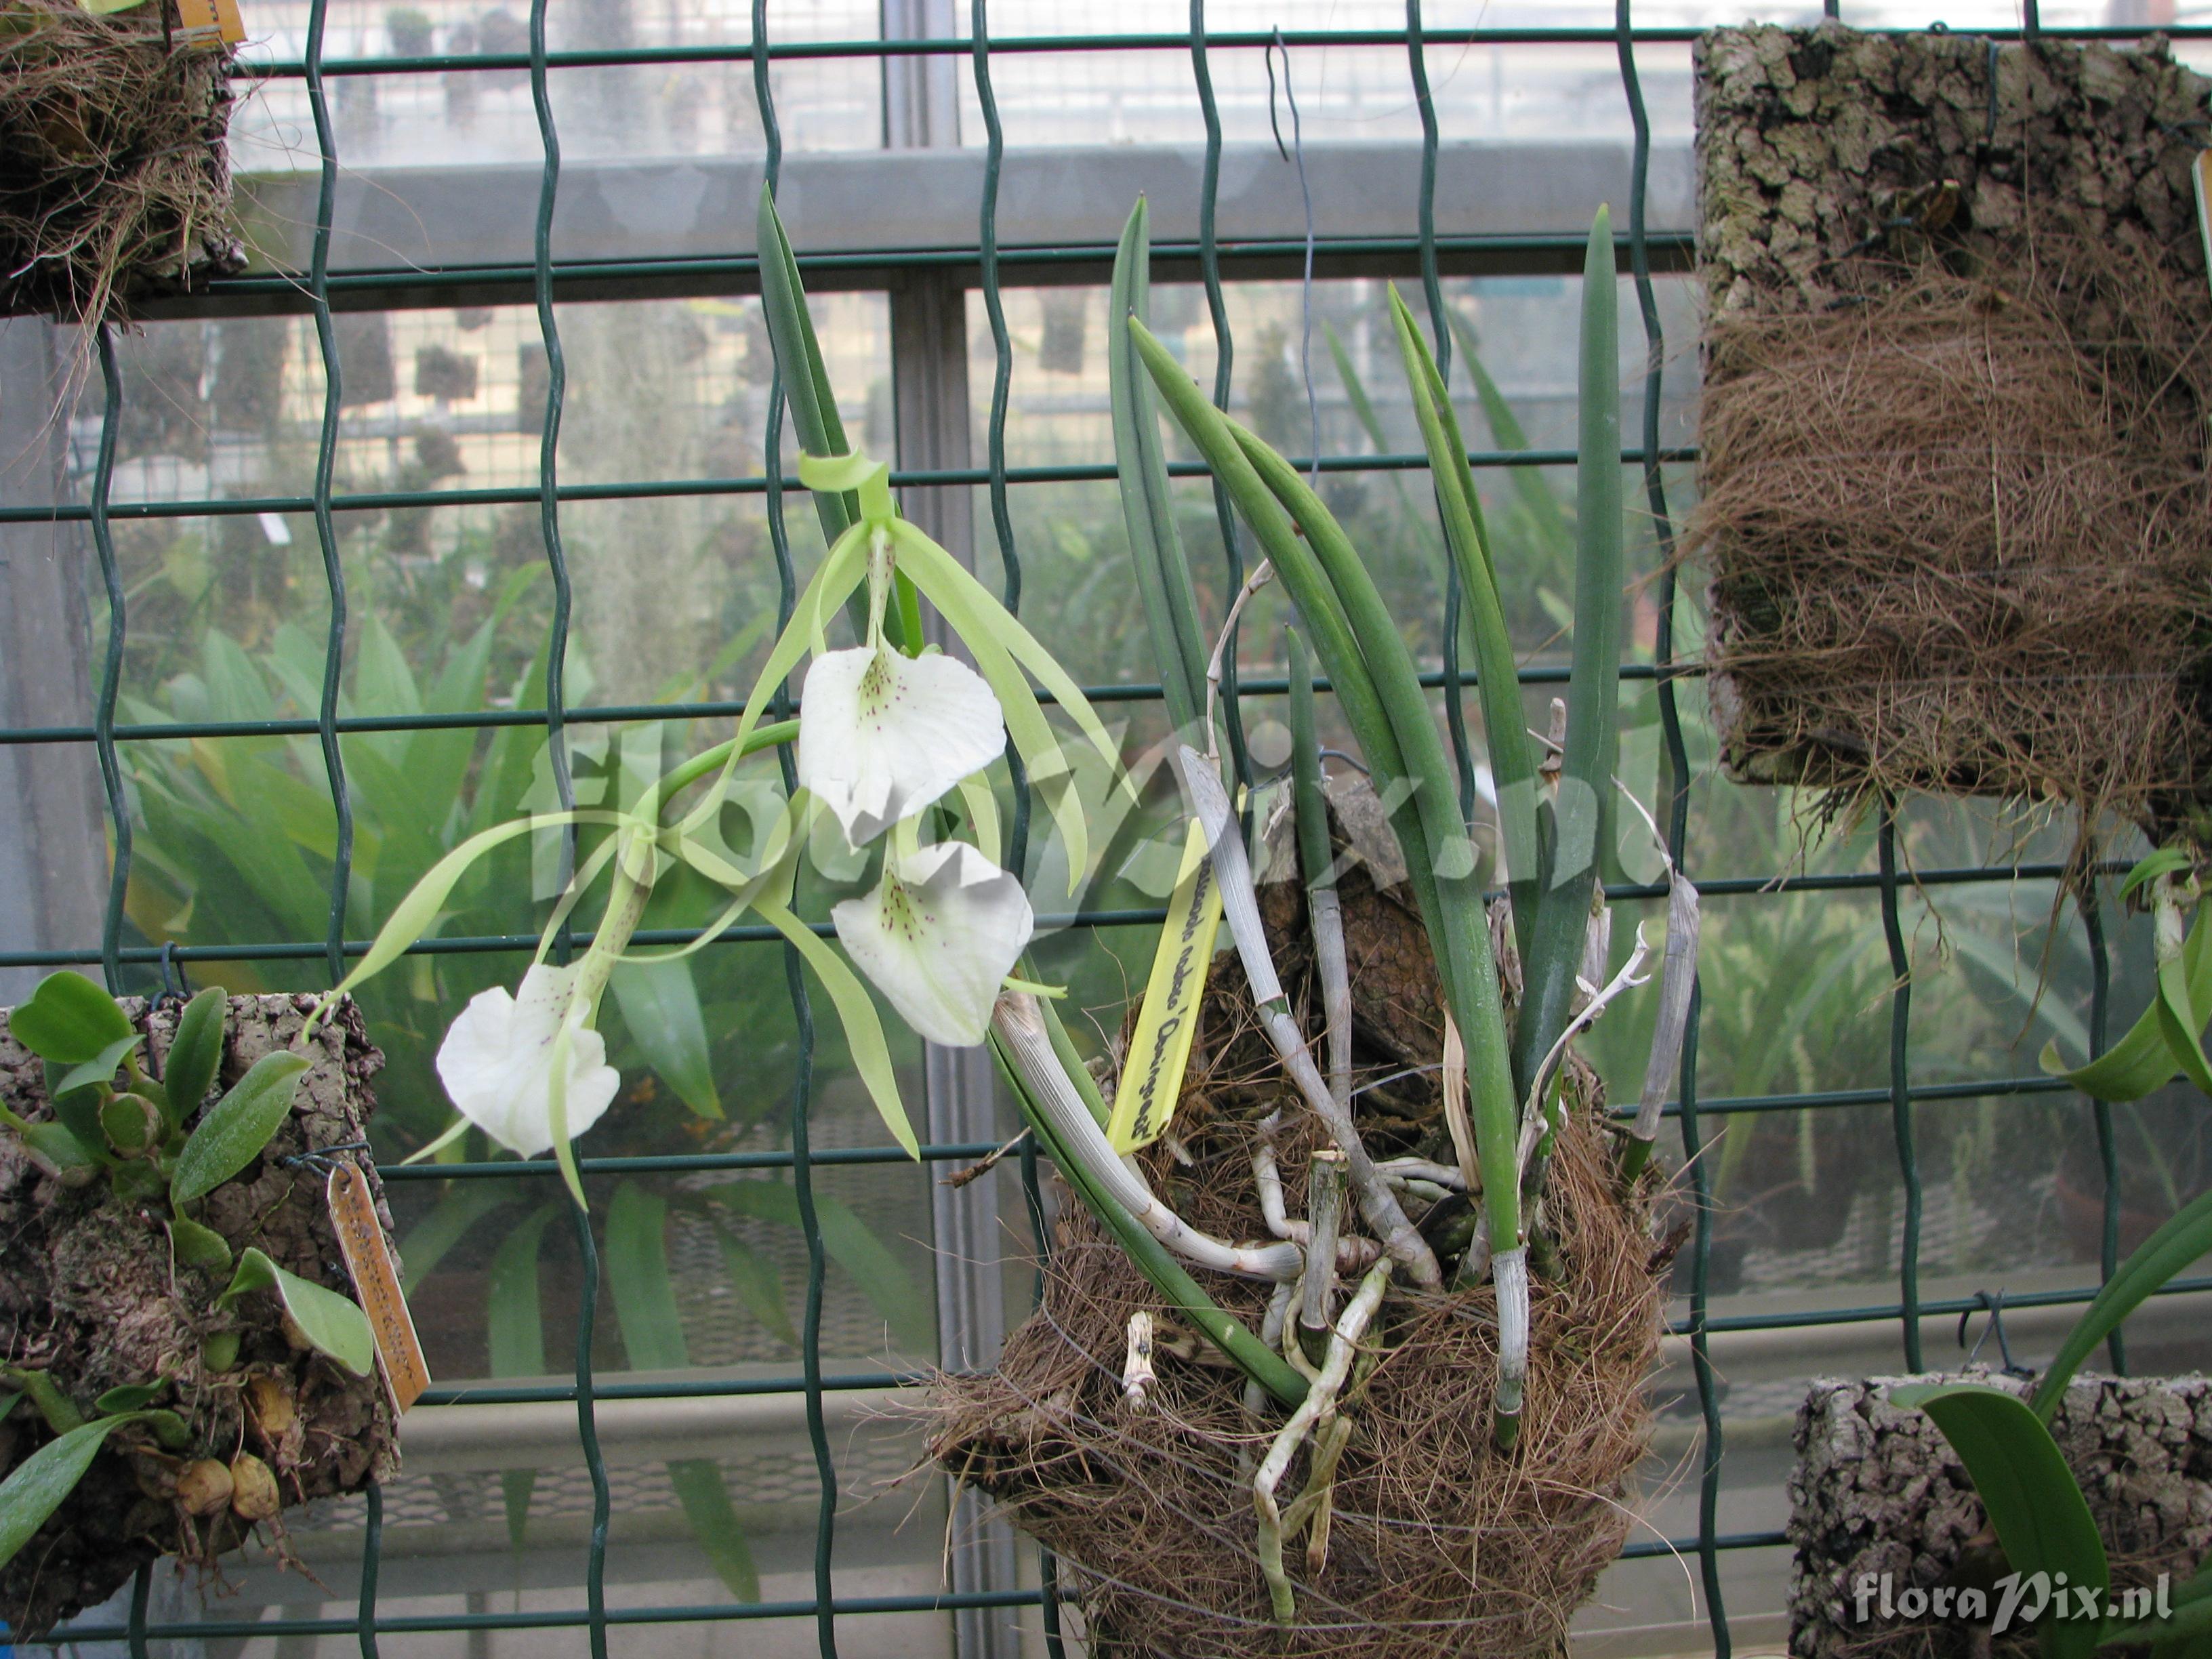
3;2;2211;1654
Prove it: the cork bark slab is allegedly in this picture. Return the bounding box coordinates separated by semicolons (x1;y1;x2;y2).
0;994;402;1636
1789;1372;2212;1659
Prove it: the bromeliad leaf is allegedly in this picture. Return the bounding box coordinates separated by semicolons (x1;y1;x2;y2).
0;1416;139;1572
160;985;228;1130
8;971;134;1065
169;1050;312;1208
1891;1381;2108;1659
218;1248;375;1377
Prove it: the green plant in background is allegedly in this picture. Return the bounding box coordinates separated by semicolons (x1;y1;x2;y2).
1895;846;2212;1658
0;972;373;1565
1895;1183;2212;1659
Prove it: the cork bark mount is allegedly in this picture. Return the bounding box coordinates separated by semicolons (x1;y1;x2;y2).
1692;26;2212;840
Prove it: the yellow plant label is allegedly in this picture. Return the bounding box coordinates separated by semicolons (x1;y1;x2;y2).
327;1164;432;1413
1107;817;1223;1153
173;0;245;49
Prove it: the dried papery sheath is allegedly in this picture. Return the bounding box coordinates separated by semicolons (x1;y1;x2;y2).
1624;875;1702;1179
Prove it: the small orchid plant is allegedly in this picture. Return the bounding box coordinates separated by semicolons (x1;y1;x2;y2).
311;195;1123;1210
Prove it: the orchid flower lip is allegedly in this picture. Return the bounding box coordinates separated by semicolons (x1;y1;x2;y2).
434;962;621;1160
832;838;1036;1048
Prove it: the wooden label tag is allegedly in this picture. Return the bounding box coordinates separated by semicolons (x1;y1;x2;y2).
1105;817;1224;1154
327;1164;432;1413
173;0;245;49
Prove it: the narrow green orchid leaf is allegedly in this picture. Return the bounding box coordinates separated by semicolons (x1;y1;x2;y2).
2033;1187;2212;1422
0;1416;137;1571
9;971;133;1064
1108;197;1208;737
56;1033;142;1101
1389;286;1539;944
2099;1557;2212;1652
1513;205;1625;1106
757;184;858;545
488;1204;558;1549
160;985;228;1133
756;187;918;653
217;1248;375;1377
170;1050;311;1208
1891;1382;2108;1659
1037;987;1110;1131
752;894;920;1159
2122;848;2194;901
169;1216;232;1273
2044;908;2212;1100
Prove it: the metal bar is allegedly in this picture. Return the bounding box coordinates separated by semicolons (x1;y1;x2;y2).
754;20;843;1654
85;329;128;994
0;444;1697;528
2081;882;2127;1374
1877;802;1925;1372
301;0;355;991
229;20;2212;79
0;860;2130;970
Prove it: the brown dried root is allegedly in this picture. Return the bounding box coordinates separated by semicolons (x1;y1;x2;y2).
1692;228;2212;844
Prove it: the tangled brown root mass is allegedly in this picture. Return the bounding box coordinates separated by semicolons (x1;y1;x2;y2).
0;0;243;322
1691;26;2212;841
930;817;1668;1658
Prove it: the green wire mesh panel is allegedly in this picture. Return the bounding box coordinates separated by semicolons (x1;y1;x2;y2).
3;3;2211;1655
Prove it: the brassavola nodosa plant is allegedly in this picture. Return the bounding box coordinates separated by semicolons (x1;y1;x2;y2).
1111;196;1700;1453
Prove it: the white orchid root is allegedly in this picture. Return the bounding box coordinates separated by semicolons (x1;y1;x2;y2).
1254;1261;1391;1624
1490;1244;1533;1451
991;993;1305;1282
1181;747;1444;1290
1122;1311;1158;1409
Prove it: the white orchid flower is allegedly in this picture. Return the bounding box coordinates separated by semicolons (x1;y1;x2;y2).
435;962;622;1158
797;528;1007;846
834;837;1036;1047
691;445;1126;895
